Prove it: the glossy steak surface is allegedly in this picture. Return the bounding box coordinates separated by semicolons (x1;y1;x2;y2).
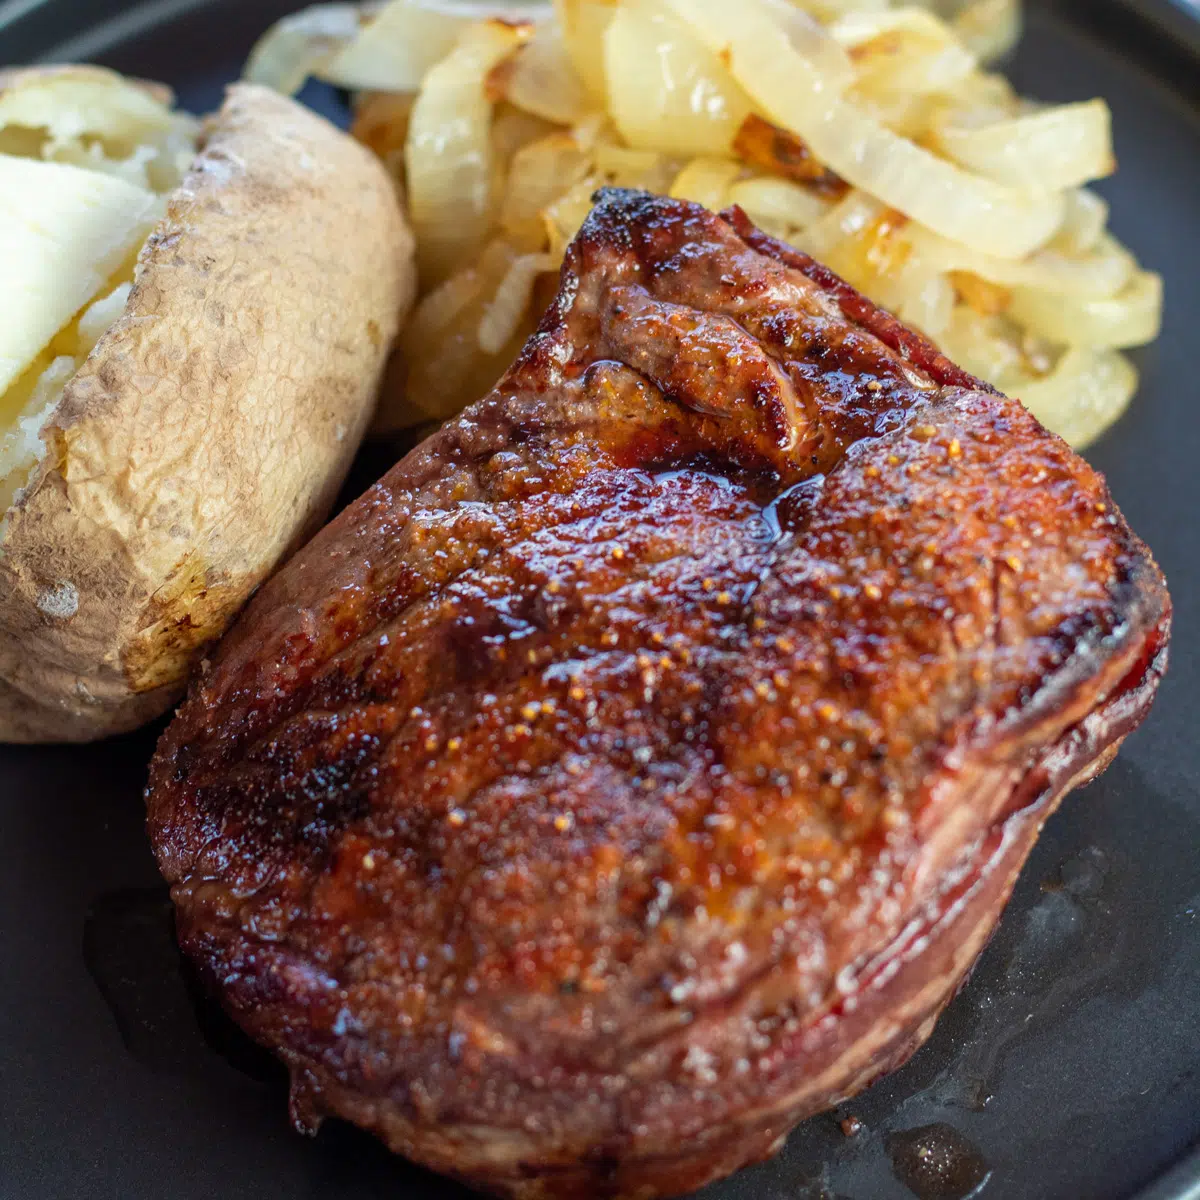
146;191;1170;1199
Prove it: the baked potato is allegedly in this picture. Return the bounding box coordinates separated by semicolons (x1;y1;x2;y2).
0;66;416;742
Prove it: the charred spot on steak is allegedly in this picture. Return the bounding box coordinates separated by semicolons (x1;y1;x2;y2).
146;190;1170;1200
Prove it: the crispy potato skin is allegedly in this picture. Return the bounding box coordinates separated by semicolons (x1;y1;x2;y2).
0;83;416;742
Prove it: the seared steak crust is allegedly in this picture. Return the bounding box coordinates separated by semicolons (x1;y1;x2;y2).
147;191;1170;1199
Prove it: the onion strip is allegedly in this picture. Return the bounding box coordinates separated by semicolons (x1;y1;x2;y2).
501;131;593;248
405;19;532;282
935;99;1114;192
952;0;1022;65
662;0;1065;259
553;0;617;99
604;0;752;157
242;3;364;95
500;26;592;125
726;176;831;236
1008;270;1163;351
1015;348;1138;449
669;157;743;211
1050;188;1109;256
758;0;855;90
478;252;558;353
906;225;1136;298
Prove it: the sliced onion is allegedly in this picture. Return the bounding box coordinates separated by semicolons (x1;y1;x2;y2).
726;176;832;237
569;111;609;153
500;25;591;125
863;44;976;101
1050;187;1109;256
500;131;593;249
351;91;416;170
934;99;1114;192
905;224;1136;298
244;2;552;96
936;304;1027;390
592;141;676;190
828;7;962;48
953;0;1022;66
408;266;483;339
554;0;618;100
322;1;548;93
669;157;743;211
384;239;532;430
604;0;752;158
479;251;558;352
798;193;953;340
832;8;976;98
731;114;849;196
794;189;884;261
242;3;364;95
1008;270;1163;351
405;19;532;283
280;0;1159;445
490;107;560;165
799;200;951;334
663;0;1065;259
895;268;955;338
791;0;891;18
938;68;1018;119
1014;347;1138;448
324;2;466;91
541;175;602;258
948;268;1011;317
758;0;855;92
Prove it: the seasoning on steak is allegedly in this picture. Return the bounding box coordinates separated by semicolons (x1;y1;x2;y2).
146;190;1170;1200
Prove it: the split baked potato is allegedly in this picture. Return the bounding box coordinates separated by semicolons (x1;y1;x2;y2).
0;66;415;743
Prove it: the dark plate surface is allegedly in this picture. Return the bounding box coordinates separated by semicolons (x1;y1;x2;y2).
1;3;1198;1199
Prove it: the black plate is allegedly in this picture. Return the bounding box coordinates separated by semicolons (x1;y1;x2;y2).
1;3;1198;1199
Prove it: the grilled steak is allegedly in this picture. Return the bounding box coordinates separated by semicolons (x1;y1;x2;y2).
146;190;1170;1199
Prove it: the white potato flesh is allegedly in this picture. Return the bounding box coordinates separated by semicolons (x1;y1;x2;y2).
0;69;199;516
0;72;176;151
0;155;157;398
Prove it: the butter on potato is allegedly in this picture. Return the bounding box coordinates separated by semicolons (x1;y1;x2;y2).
0;66;415;741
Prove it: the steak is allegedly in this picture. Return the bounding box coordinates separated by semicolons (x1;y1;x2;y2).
146;190;1170;1199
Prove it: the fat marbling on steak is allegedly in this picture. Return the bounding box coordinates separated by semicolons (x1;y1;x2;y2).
146;190;1170;1199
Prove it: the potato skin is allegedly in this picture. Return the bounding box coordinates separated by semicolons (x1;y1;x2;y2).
0;83;416;742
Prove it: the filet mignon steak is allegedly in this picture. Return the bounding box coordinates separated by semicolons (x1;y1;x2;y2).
146;190;1171;1199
